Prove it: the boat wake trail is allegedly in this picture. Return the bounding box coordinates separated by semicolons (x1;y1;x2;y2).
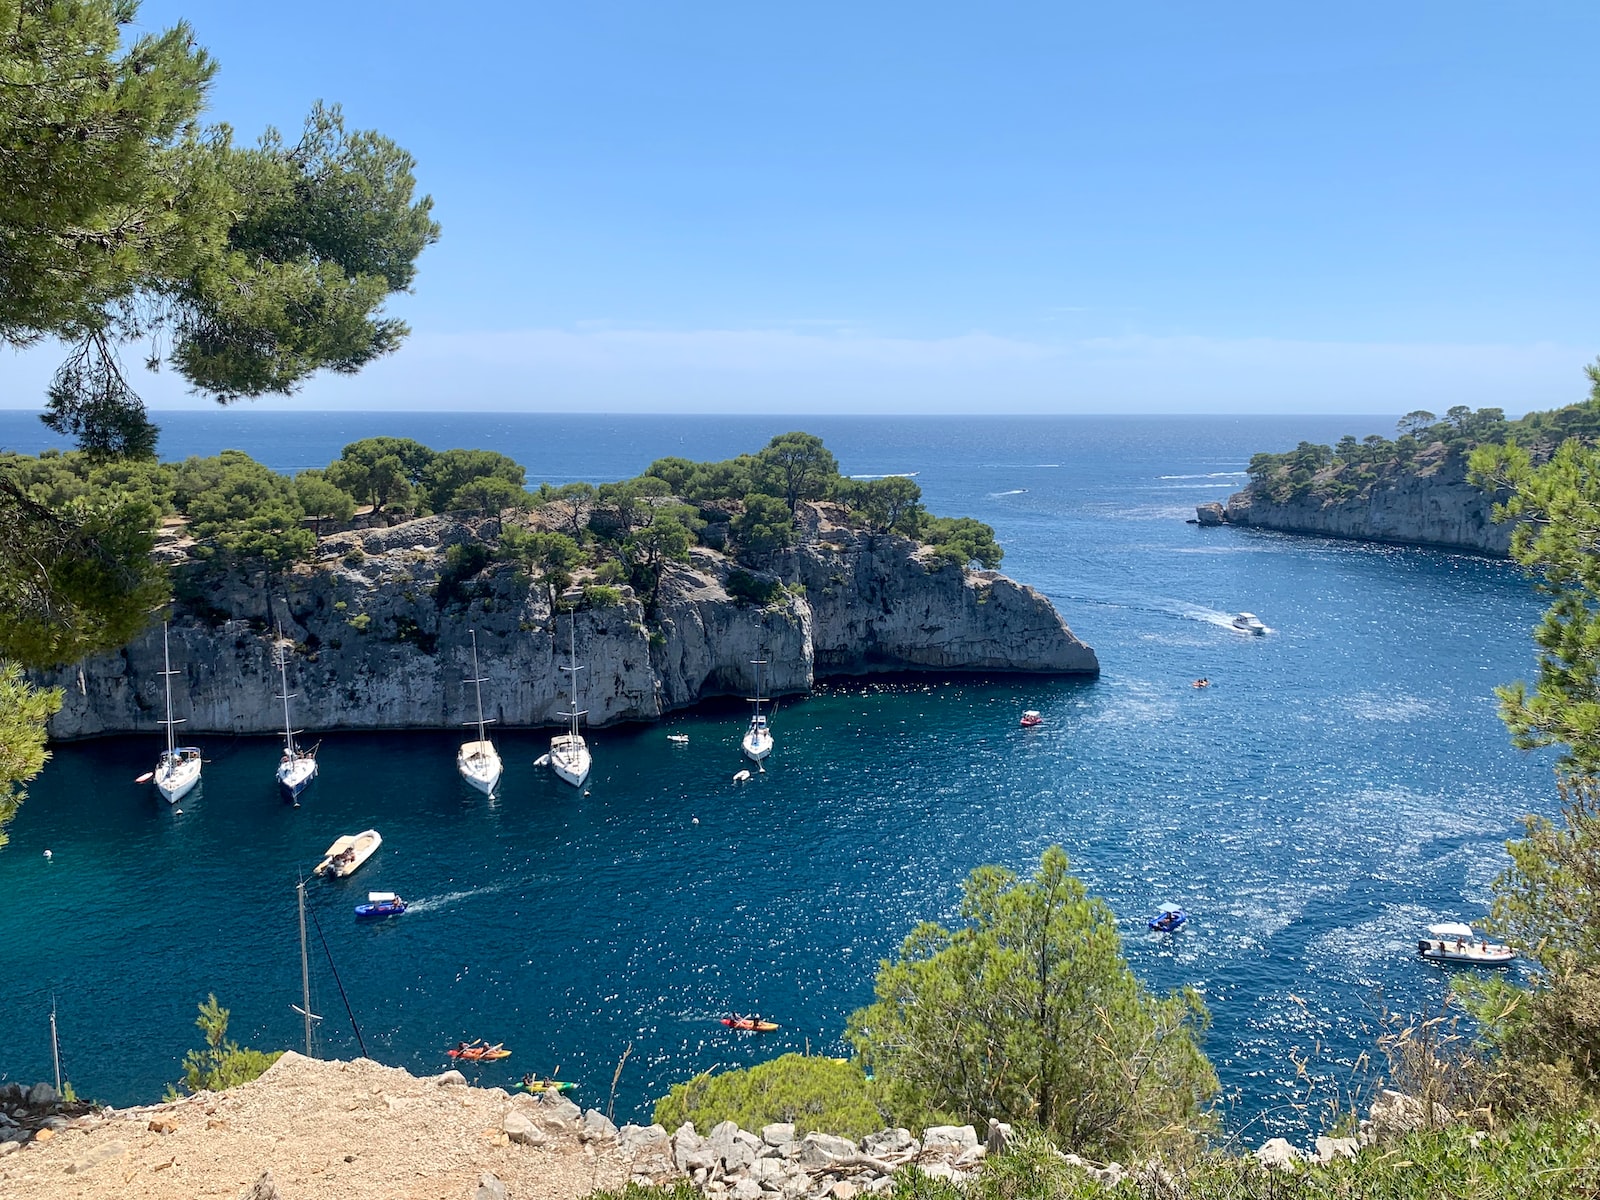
1158;471;1249;480
987;488;1028;497
407;883;512;914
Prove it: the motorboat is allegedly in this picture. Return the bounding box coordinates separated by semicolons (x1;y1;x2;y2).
550;621;591;787
1020;710;1043;727
314;829;382;878
1232;612;1268;635
354;891;406;919
152;622;202;804
741;651;773;764
1418;921;1516;966
273;629;319;805
457;630;503;795
667;733;689;744
1148;904;1188;933
722;1016;779;1032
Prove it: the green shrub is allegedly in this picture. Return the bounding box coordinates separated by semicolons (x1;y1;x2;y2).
653;1054;885;1139
582;584;624;609
173;994;282;1095
348;613;371;634
726;569;781;605
343;547;366;568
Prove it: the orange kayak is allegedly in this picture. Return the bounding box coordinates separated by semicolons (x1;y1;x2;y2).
448;1044;511;1061
722;1018;779;1032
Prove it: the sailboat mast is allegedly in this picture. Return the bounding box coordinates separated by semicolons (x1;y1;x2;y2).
470;630;488;742
297;878;314;1056
277;637;297;758
569;622;581;739
161;623;177;757
50;997;61;1094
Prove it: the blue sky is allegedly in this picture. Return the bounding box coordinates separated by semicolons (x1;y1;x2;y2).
4;1;1597;414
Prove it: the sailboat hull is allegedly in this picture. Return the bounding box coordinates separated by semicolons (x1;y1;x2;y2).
277;755;318;803
155;749;203;804
550;734;591;787
458;740;503;794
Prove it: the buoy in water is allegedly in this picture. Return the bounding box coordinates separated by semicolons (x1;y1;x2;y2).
42;849;51;859
692;817;700;824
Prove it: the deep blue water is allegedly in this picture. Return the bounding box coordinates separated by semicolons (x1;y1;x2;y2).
0;410;1556;1142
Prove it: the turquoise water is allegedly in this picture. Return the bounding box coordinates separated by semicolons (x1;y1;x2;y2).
0;412;1555;1139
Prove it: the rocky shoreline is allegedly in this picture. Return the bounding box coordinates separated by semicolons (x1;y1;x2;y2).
1194;452;1513;556
0;1054;1458;1200
38;505;1097;742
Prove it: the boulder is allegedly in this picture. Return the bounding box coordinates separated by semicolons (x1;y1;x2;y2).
1195;502;1226;526
429;1070;467;1086
862;1128;916;1157
798;1132;858;1167
730;1179;765;1200
1368;1088;1449;1135
921;1125;978;1153
984;1118;1012;1155
1254;1138;1303;1171
1314;1135;1360;1164
761;1122;797;1147
829;1183;858;1200
502;1109;547;1146
476;1173;508;1200
582;1108;620;1142
25;1082;58;1108
240;1171;284;1200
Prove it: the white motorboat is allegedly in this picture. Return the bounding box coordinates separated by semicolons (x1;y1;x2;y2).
549;621;591;787
314;829;382;877
457;630;503;795
1417;921;1516;966
741;651;773;764
273;629;319;805
152;622;202;804
1232;612;1268;635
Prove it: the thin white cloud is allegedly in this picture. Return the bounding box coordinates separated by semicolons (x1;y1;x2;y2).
1;327;1589;414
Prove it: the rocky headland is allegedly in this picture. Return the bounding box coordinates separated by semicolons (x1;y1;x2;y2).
1195;446;1513;556
39;504;1097;741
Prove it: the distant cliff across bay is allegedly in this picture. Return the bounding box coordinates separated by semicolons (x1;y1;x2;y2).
1196;387;1600;555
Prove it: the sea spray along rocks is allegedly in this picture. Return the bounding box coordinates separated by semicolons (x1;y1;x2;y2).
41;504;1097;740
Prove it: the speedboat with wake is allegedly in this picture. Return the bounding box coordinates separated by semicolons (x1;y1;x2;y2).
1418;921;1515;966
1148;904;1188;933
1232;612;1268;635
355;891;407;919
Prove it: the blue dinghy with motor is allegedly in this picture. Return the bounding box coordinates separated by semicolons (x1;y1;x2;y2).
1149;904;1187;933
355;891;407;919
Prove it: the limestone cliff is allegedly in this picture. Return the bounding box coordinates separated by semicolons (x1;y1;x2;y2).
1200;450;1514;556
41;510;1097;740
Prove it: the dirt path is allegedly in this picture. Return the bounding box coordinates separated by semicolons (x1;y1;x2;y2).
0;1053;631;1200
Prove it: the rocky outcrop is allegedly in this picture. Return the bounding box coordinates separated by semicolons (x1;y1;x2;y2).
1201;453;1514;556
40;510;1097;740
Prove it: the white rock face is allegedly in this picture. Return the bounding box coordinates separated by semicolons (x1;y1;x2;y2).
41;510;1098;740
1217;454;1513;555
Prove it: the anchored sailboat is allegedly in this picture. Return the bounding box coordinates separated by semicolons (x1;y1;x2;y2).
457;629;503;795
741;650;773;765
274;629;319;805
152;622;202;804
549;620;591;787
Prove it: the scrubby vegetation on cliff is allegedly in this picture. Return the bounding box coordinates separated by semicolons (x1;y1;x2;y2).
1244;366;1600;508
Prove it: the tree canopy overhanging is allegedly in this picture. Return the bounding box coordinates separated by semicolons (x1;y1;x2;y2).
0;0;440;457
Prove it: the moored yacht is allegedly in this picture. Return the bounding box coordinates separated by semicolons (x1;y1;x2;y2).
549;621;591;787
152;622;202;804
741;651;773;764
273;628;319;805
457;629;503;795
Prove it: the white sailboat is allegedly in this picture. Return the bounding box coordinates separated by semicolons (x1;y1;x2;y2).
274;629;319;805
741;651;773;765
549;621;591;787
457;629;503;795
152;622;202;804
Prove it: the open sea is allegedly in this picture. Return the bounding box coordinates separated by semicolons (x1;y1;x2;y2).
0;410;1556;1142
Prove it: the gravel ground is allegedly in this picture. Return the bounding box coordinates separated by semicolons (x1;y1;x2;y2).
0;1053;632;1200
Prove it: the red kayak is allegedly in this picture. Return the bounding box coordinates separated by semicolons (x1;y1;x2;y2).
447;1042;511;1061
722;1017;779;1032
